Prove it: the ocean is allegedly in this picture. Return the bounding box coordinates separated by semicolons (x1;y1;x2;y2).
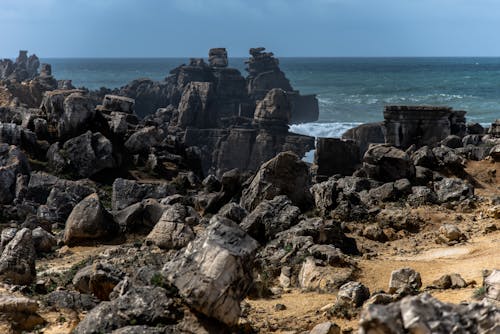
43;57;500;138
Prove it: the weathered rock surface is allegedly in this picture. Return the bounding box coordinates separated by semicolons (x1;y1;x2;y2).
163;216;259;326
0;144;30;204
64;193;119;245
337;281;370;308
388;267;422;294
112;178;174;211
73;286;182;334
0;294;44;331
359;293;499;334
363;144;415;182
241;151;313;211
434;178;474;203
484;269;500;301
240;195;301;244
48;131;116;178
0;228;36;285
309;322;341;334
145;204;196;249
314;138;360;180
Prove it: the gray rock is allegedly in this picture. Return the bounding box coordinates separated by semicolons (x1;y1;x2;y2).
241;151;313;211
45;290;98;311
437;224;465;244
73;286;182;334
208;48;228;68
64;193;119;245
363;144;415;182
309;322;341;334
31;227;56;253
411;145;437;168
241;195;301;244
388;268;422;294
434;178;474;203
102;94;135;114
0;228;36;285
217;202;248;223
407;186;437;207
59;92;96;139
0;227;17;252
112;178;174;211
124;126;163;154
36;178;95;224
337;281;370;308
342;122;385;159
441;135;463;149
484;269;500;301
145;204;196;250
0;144;30;204
164;215;259;326
48;131;115;178
359;293;499;334
73;262;124;301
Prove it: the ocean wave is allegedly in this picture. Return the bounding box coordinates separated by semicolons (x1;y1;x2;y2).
290;122;362;138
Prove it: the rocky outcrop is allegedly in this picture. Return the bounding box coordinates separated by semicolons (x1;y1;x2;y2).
47;131;116;178
208;48;228;68
163;216;259;326
383;106;464;149
111;178;174;211
246;47;318;123
0;51;39;82
342;122;386;158
241;151;313;211
359;293;499;334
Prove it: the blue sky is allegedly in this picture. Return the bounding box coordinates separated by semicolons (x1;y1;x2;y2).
1;0;499;57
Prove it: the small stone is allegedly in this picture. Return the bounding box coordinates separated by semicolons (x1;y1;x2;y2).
274;303;287;311
310;321;341;334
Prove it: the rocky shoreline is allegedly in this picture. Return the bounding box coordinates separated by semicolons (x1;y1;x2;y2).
0;48;498;333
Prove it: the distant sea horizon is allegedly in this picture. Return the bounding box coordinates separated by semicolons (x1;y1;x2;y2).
39;57;500;138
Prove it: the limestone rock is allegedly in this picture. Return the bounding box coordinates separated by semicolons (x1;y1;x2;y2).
388;268;422;294
363;144;415;182
484;270;500;301
73;263;124;301
112;178;174;211
359;293;500;334
309;322;341;334
337;281;370;308
253;88;291;128
434;178;474;203
241;151;313;211
314;138;360;180
342;122;385;158
0;228;36;285
73;286;182;334
124;126;163;154
208;48;228;68
31;227;56;253
437;224;466;244
0;144;30;204
298;257;354;292
145;204;196;250
64;193;119;245
163;216;259;326
47;131;115;178
0;294;44;331
102;94;135;114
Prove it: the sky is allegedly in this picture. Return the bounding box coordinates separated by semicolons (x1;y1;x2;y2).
1;0;499;58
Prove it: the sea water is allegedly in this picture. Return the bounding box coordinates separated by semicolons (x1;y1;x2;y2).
44;57;500;139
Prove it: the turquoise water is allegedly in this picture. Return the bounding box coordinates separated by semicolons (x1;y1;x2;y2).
44;57;500;136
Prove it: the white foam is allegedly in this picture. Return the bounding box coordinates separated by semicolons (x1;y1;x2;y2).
290;122;362;138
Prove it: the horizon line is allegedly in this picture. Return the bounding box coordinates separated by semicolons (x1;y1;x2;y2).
28;55;500;59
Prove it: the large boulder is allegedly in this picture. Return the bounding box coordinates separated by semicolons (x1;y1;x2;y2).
64;193;119;245
313;138;360;180
124;126;163;154
59;92;96;139
240;195;301;244
145;204;196;250
253;88;291;128
163;216;259;326
363;144;415;182
342;122;385;158
0;294;44;332
47;131;115;178
359;293;499;334
177;81;215;128
241;151;313;211
0;228;36;285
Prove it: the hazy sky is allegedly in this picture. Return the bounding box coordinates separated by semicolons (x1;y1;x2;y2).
1;0;499;57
